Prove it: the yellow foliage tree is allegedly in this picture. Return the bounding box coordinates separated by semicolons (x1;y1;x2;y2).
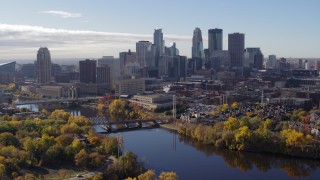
159;172;178;180
138;170;157;180
224;117;240;131
231;102;239;109
281;129;313;151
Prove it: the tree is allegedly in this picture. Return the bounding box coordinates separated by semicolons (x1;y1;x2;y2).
0;163;6;178
49;110;71;121
159;172;178;180
92;173;104;180
55;134;74;147
231;102;239;109
100;137;118;156
74;149;89;167
234;126;252;150
138;170;157;180
281;129;313;151
224;117;240;131
68;116;92;126
109;99;130;121
0;132;19;146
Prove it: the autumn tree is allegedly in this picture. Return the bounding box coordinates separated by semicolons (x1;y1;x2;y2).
138;170;157;180
159;172;178;180
109;99;130;121
0;132;19;147
49;110;71;121
74;149;89;167
224;117;240;131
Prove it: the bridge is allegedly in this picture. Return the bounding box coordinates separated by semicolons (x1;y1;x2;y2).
88;116;167;133
14;97;100;106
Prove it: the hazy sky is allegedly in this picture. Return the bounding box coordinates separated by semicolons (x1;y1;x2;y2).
0;0;319;61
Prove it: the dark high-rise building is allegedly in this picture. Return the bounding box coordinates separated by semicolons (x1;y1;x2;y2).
228;33;245;68
253;51;264;70
51;63;62;77
208;28;223;54
0;62;16;84
21;63;35;78
97;66;111;84
36;47;51;83
79;59;96;83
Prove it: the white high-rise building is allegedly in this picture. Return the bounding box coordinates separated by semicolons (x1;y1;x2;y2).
268;55;276;69
136;41;152;68
35;47;51;84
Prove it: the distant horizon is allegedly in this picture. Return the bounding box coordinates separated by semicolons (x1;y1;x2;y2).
0;0;319;60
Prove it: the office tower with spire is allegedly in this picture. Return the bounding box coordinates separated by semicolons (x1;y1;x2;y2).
192;28;204;69
228;33;245;68
35;47;51;84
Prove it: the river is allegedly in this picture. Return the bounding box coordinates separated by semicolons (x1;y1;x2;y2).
17;103;320;179
103;128;320;180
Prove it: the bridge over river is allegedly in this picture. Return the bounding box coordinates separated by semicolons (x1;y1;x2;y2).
14;97;100;106
88;116;168;133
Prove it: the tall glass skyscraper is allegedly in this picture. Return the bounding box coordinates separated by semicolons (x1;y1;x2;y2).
192;28;204;69
153;29;164;55
35;47;51;84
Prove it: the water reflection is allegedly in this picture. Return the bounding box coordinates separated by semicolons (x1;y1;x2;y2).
179;135;320;178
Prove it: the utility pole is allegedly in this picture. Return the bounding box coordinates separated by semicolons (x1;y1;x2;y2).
173;95;176;119
117;134;123;158
261;88;264;104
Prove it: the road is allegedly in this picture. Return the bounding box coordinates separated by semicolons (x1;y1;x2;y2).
69;156;116;180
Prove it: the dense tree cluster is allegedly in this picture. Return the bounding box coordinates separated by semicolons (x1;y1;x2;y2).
178;104;320;159
98;99;155;121
0;110;118;179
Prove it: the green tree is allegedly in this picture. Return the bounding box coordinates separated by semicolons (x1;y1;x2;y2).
0;132;19;146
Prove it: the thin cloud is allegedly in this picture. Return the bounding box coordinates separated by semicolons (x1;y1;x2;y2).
41;10;82;18
0;23;192;59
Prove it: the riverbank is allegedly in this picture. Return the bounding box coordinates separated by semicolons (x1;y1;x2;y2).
177;122;320;160
159;123;180;132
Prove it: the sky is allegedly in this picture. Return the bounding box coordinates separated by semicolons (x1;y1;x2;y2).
0;0;319;61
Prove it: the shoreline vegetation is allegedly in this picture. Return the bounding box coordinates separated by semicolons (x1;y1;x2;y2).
172;103;320;160
0;109;178;180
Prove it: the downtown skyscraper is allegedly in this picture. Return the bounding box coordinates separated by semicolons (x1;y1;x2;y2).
208;28;223;54
228;33;245;68
192;28;204;69
154;29;164;55
35;47;51;84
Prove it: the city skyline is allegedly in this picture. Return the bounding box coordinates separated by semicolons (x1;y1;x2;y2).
0;0;319;60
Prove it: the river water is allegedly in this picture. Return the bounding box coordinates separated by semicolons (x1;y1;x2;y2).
17;104;320;179
105;128;320;180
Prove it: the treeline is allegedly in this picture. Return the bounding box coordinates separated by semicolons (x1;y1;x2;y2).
0;110;118;179
98;99;156;121
94;151;178;180
178;115;320;159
